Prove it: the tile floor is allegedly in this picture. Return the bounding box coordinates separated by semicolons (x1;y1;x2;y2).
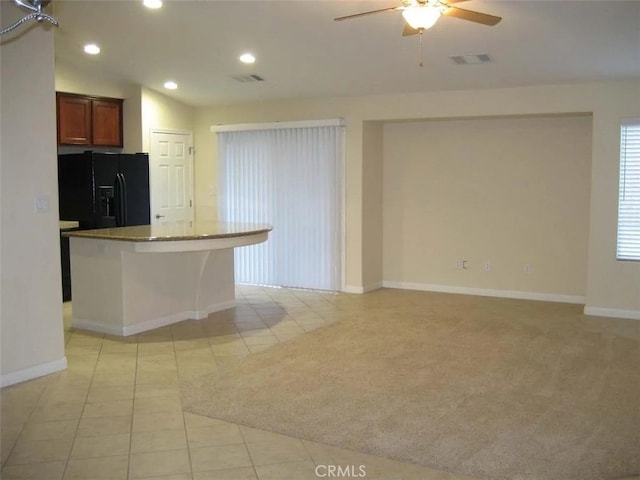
1;285;481;480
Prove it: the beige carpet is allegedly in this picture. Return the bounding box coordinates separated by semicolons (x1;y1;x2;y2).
182;290;640;480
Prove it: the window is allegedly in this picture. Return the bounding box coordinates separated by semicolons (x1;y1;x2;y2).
617;119;640;261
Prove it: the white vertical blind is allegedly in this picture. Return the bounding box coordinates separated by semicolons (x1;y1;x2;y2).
217;124;344;290
617;119;640;261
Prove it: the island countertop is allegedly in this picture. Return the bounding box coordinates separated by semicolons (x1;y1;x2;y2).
63;222;272;242
66;221;272;336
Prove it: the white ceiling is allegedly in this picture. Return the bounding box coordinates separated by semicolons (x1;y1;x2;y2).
51;0;640;107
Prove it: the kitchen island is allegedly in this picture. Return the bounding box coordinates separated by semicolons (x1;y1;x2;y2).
63;222;271;336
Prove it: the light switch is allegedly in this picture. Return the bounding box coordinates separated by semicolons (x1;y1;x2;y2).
35;194;50;213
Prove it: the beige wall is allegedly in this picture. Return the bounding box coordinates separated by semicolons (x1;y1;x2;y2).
193;109;218;221
383;115;592;299
56;61;132;99
586;92;640;316
141;87;195;152
362;121;384;291
1;4;66;385
193;80;640;316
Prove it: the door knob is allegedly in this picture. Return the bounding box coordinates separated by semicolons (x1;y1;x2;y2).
155;214;165;219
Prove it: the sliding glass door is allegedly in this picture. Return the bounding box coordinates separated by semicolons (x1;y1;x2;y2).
217;121;344;291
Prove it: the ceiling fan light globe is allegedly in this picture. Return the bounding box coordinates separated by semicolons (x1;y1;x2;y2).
402;6;441;30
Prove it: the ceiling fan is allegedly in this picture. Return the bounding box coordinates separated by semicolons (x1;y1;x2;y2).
1;0;58;37
334;0;501;36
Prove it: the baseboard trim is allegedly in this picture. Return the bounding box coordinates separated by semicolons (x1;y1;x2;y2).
72;300;237;337
364;282;383;293
382;281;585;304
343;285;364;294
188;300;237;320
71;319;125;337
343;282;383;294
583;306;640;320
1;357;67;388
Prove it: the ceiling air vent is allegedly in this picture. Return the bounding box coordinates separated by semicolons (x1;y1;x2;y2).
449;54;492;65
230;74;265;83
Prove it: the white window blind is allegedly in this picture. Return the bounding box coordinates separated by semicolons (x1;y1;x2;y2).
617;119;640;261
217;123;344;290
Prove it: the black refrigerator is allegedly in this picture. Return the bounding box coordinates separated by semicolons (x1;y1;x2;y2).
58;151;151;229
58;151;150;301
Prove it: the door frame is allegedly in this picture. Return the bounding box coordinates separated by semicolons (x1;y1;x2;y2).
149;128;195;224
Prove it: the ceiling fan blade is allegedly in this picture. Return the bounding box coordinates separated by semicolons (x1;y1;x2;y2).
402;23;421;36
442;6;502;26
334;6;402;21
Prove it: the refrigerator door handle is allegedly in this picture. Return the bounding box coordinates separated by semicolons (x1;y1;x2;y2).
113;174;121;226
114;173;126;227
120;173;128;226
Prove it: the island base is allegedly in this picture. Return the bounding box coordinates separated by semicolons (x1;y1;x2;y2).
70;237;236;336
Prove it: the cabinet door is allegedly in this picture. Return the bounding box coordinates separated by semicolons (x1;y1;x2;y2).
92;99;123;147
57;94;91;145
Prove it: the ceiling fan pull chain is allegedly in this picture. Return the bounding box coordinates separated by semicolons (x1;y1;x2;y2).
418;30;424;67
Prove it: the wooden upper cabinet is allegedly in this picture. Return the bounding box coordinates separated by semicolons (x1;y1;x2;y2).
56;93;123;147
92;99;123;147
57;94;91;145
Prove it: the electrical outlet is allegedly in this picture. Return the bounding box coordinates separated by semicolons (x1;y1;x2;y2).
484;261;491;272
524;264;532;274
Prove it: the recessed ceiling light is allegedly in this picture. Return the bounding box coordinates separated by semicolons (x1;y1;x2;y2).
164;81;178;90
143;0;162;9
83;44;100;55
239;53;256;64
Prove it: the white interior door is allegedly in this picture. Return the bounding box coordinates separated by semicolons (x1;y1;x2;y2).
149;130;194;225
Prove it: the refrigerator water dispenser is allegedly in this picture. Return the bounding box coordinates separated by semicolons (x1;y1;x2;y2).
99;186;115;219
